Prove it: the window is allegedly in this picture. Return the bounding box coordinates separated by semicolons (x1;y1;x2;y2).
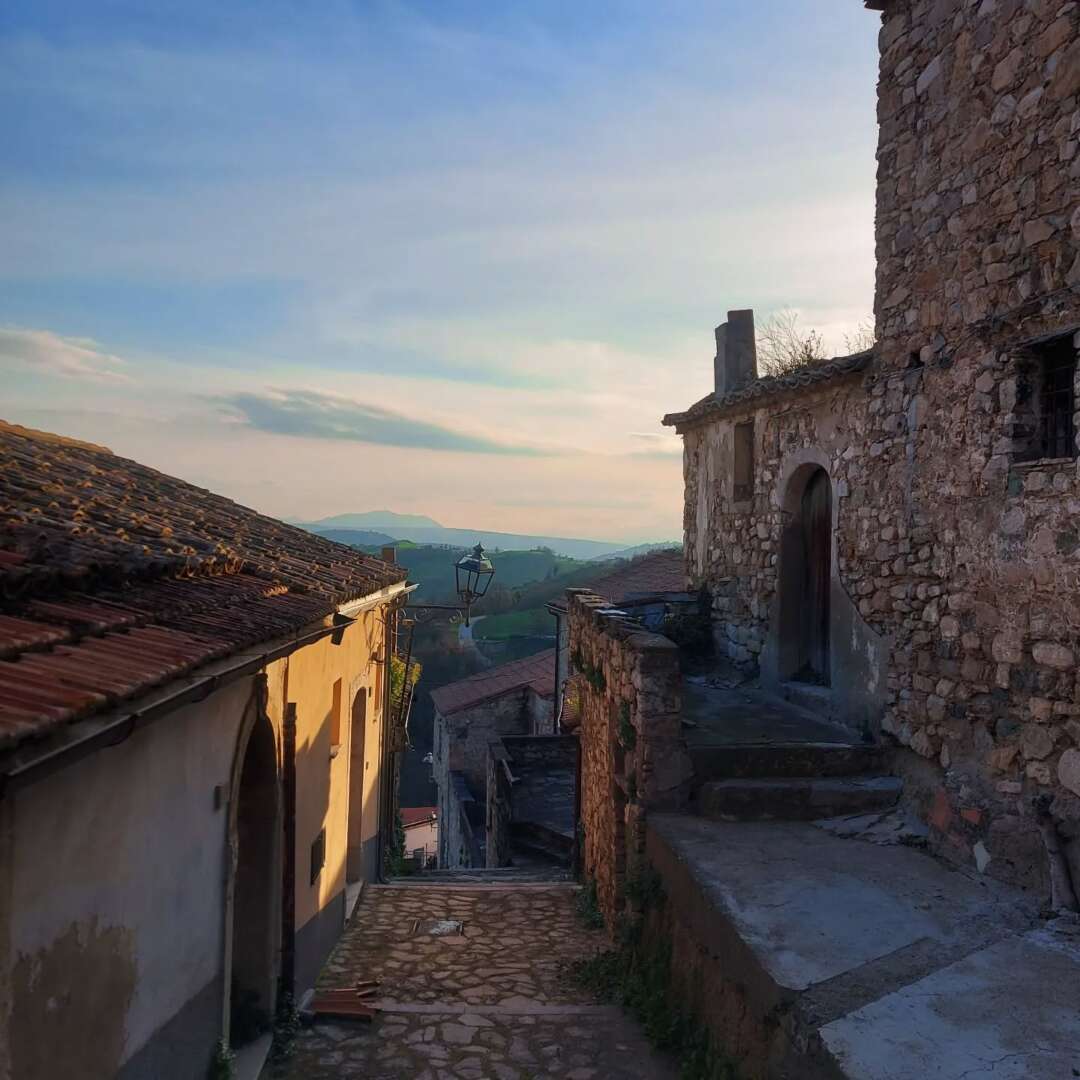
310;828;326;885
1015;335;1078;462
733;420;755;502
330;677;343;752
1039;340;1076;460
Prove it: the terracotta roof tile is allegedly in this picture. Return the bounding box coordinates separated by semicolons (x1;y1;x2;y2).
589;549;685;601
0;421;407;751
430;649;556;717
662;350;872;429
401;806;437;827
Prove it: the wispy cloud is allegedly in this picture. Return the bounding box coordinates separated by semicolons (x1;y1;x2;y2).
218;387;555;456
628;431;682;457
0;327;130;382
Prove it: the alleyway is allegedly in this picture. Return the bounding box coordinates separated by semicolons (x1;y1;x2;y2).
263;880;677;1080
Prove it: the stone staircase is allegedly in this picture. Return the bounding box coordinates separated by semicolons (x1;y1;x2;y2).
510;820;574;868
680;677;902;824
691;741;902;822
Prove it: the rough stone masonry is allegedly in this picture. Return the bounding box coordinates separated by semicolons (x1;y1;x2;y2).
663;0;1080;896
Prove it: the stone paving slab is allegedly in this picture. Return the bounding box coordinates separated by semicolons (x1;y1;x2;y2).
819;919;1080;1080
263;883;678;1080
648;814;1037;993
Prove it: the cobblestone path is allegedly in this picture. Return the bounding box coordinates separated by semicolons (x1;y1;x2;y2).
263;882;677;1079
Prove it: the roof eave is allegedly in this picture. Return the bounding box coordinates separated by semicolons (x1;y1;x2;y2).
662;352;873;433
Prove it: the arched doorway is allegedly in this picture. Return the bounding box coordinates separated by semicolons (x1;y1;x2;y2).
346;689;367;883
229;713;278;1047
778;464;832;687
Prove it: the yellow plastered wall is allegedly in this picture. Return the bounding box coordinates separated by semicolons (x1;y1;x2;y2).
265;608;388;934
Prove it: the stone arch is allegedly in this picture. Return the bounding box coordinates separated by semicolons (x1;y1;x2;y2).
221;683;281;1049
777;456;835;686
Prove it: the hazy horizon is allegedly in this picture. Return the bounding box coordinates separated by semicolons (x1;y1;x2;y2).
1;1;879;540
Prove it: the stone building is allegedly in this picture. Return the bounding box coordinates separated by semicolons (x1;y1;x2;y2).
0;422;410;1079
662;0;1080;889
432;550;686;871
431;649;556;867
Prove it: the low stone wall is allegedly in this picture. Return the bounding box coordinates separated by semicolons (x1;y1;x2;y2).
567;590;693;924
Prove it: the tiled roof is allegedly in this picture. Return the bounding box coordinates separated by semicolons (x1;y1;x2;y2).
430;649;556;717
0;421;407;752
589;549;685;601
662;350;873;430
401;806;437;827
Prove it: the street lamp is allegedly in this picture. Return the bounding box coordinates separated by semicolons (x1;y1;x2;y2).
454;543;495;626
401;542;495;627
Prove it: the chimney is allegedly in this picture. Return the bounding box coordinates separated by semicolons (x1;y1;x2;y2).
713;308;758;397
381;545;397;564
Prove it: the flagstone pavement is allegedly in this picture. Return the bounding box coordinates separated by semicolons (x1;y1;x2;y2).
262;882;677;1080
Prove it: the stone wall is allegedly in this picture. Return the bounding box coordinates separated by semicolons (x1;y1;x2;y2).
672;0;1080;891
567;590;692;924
485;735;578;868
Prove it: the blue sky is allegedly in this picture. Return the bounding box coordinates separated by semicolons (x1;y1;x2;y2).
0;1;880;542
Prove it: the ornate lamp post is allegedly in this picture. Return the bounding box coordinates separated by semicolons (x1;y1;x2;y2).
454;543;495;626
401;542;496;626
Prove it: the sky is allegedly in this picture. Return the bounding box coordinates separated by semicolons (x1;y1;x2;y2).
0;1;880;543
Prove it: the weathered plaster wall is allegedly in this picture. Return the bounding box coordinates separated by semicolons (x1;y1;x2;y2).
568;591;691;925
2;605;394;1078
6;677;251;1080
676;0;1080;888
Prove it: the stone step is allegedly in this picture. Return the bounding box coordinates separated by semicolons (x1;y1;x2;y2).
385;866;573;886
779;680;833;718
696;775;903;822
511;820;575;857
689;742;889;784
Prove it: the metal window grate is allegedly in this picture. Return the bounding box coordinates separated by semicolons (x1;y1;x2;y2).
1040;347;1077;460
310;828;326;885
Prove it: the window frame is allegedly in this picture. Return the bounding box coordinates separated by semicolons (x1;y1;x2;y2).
733;419;755;504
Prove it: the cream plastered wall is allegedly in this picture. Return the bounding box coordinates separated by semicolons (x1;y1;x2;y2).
5;676;253;1079
1;602;394;1079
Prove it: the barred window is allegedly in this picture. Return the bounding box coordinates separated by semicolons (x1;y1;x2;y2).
1039;340;1076;460
1014;335;1078;463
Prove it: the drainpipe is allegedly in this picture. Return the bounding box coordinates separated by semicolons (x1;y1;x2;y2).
280;703;298;999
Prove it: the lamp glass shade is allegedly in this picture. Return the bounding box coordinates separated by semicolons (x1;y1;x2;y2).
455;543;495;603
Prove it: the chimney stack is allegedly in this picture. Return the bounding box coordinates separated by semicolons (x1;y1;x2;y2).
714;308;758;397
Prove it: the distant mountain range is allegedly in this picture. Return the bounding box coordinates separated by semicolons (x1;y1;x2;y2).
294;510;443;530
294;511;675;561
